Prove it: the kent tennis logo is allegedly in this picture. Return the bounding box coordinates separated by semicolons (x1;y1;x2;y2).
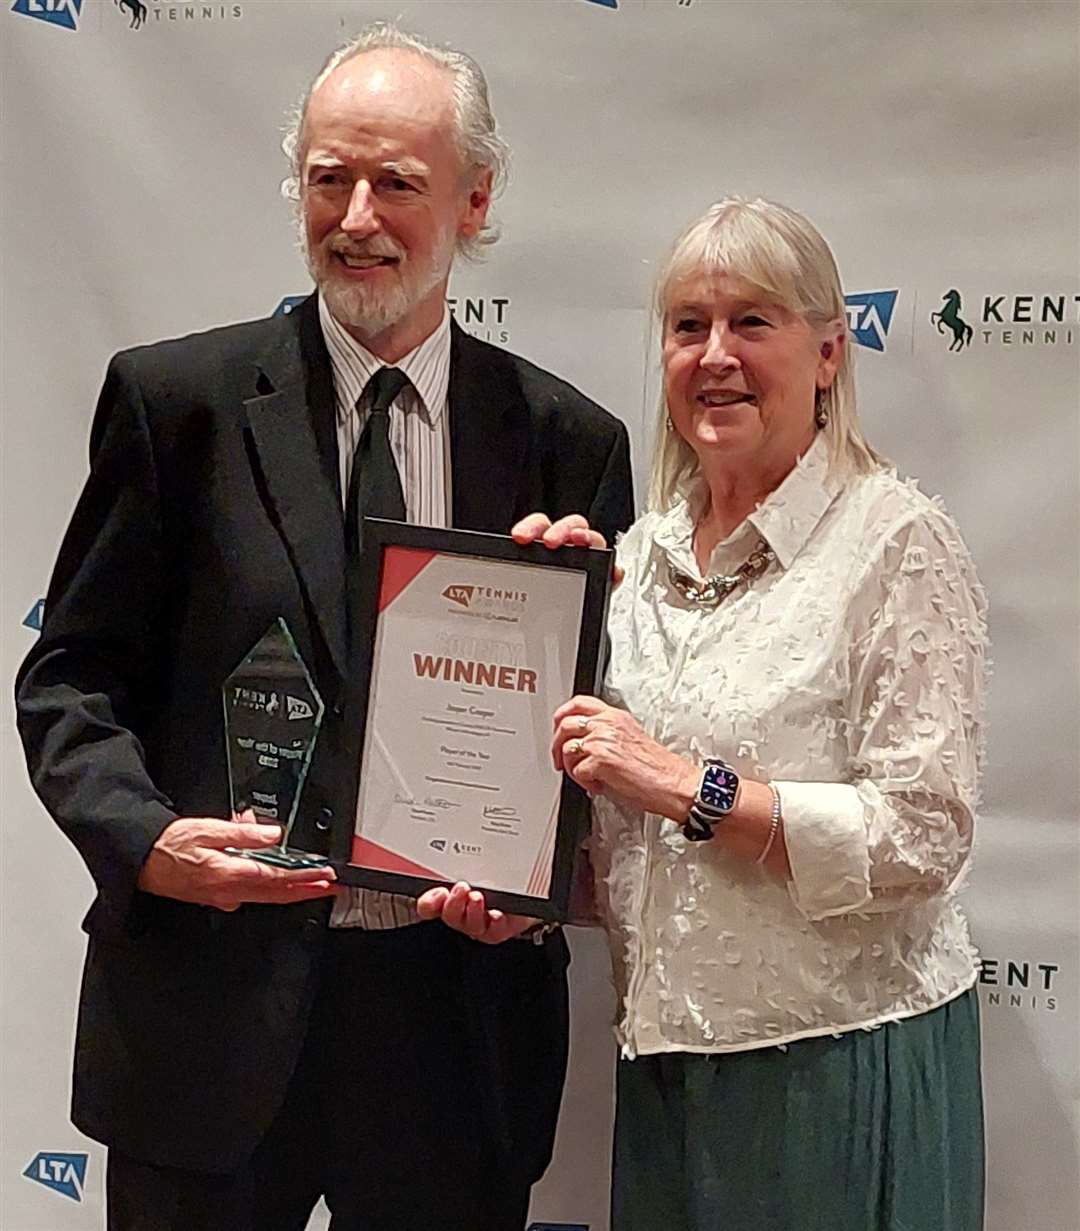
231;685;280;716
931;289;973;352
23;1152;88;1203
979;955;1061;1013
844;290;898;353
116;0;145;27
931;287;1078;351
447;295;510;345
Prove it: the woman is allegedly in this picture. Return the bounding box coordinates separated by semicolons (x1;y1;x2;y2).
424;197;987;1231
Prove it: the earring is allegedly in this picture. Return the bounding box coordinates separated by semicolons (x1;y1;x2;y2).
666;414;675;433
814;392;829;429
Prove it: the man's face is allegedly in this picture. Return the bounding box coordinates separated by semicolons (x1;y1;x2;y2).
300;50;490;351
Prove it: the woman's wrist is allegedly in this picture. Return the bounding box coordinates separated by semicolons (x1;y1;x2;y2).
664;760;702;825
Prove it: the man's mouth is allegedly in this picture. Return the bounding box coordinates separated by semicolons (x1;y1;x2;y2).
335;253;398;270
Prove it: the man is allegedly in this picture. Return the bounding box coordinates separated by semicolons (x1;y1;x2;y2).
16;23;632;1231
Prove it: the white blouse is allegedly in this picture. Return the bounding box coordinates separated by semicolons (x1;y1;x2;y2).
590;437;989;1058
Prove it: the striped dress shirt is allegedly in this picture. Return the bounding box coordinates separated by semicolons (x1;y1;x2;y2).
319;295;452;930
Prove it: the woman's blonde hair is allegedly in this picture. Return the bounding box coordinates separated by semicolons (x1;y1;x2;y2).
649;196;882;511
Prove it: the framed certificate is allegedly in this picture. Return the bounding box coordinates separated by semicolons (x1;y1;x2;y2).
332;519;612;920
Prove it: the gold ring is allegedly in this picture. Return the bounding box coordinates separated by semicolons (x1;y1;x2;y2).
567;739;584;757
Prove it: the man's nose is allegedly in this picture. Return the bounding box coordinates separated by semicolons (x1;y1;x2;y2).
341;181;380;236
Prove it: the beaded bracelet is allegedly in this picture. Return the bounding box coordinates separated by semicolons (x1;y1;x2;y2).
756;785;783;865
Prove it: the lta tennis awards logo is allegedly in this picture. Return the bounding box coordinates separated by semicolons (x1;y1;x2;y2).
442;584;527;619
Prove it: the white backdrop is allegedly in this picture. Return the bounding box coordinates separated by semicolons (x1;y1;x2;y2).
2;1;1077;1228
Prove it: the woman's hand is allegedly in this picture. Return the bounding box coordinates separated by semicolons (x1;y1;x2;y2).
552;696;698;820
416;881;538;944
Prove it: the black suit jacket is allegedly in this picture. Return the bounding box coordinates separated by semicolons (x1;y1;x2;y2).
16;295;633;1177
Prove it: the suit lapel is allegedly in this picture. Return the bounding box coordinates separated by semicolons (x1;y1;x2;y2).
242;295;349;682
449;322;529;532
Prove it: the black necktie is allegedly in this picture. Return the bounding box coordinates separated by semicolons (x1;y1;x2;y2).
345;366;409;555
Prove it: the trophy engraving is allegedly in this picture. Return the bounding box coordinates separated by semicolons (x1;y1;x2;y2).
223;618;329;870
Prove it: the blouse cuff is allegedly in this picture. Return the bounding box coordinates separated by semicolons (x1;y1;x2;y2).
774;781;873;920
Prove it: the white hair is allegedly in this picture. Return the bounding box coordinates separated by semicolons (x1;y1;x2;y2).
280;21;510;260
649;196;883;511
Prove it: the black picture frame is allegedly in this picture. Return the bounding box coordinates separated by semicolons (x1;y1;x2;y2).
331;518;612;921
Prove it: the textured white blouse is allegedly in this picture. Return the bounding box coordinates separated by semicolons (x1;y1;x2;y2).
590;437;989;1058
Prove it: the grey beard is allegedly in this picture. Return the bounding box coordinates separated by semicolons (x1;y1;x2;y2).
317;275;415;336
302;225;453;340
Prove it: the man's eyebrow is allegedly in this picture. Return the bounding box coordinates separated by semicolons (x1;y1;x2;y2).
382;158;430;179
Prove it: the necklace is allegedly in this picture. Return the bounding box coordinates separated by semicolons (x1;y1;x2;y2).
667;538;776;608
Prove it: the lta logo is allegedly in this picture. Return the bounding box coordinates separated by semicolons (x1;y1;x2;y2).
23;1151;88;1202
11;0;82;31
23;598;45;631
930;289;973;352
844;291;898;353
443;585;475;609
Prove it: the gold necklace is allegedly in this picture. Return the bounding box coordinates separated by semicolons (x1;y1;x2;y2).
667;538;776;608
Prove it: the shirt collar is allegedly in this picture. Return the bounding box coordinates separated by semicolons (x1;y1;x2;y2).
652;435;843;573
746;436;842;569
318;293;451;425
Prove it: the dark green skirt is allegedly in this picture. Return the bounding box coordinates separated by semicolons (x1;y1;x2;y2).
612;989;984;1231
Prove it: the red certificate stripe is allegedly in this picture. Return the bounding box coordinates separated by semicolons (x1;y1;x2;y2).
350;835;443;880
378;547;437;612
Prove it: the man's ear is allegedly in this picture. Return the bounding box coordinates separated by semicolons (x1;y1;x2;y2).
460;169;493;239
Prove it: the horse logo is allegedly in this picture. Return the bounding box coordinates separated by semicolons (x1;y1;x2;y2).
931;289;973;352
115;0;146;28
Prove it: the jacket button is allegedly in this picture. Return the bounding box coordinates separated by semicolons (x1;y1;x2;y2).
332;703;344;718
316;806;333;831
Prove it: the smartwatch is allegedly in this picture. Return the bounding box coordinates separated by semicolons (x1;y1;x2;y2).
684;758;740;842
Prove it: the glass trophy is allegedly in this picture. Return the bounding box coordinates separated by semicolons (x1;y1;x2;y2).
222;618;330;870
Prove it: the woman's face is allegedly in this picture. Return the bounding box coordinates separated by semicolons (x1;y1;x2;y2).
662;272;842;475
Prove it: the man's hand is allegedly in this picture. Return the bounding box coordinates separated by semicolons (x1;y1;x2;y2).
417;881;537;944
511;512;623;584
136;815;337;912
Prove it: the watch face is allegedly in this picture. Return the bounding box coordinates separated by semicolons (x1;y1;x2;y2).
700;765;738;812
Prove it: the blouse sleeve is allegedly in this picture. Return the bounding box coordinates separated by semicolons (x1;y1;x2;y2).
777;505;989;921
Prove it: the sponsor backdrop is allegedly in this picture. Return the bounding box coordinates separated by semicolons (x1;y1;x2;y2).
2;0;1076;1227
